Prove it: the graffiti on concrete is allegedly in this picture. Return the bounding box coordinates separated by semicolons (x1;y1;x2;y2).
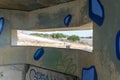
0;17;4;34
34;47;44;61
43;49;61;70
89;0;104;26
29;69;49;80
29;68;76;80
116;30;120;60
43;49;77;75
56;54;77;74
81;66;98;80
64;14;72;26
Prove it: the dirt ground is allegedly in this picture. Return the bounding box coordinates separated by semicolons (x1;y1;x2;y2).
17;32;93;52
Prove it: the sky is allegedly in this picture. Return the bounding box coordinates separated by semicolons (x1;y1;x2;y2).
21;30;93;37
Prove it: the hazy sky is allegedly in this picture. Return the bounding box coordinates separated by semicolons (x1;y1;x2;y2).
21;30;93;37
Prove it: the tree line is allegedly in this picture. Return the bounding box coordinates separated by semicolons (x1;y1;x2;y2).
30;33;80;41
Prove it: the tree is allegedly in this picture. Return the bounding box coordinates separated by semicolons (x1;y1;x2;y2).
67;35;80;41
51;33;66;38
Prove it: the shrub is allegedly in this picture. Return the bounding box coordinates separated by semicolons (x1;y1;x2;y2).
67;35;80;41
30;33;41;36
51;33;66;38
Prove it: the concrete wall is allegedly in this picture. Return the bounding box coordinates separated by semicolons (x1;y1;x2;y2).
28;0;90;29
0;9;29;64
26;65;77;80
0;0;94;80
0;64;26;80
0;0;102;80
21;0;90;30
93;0;120;80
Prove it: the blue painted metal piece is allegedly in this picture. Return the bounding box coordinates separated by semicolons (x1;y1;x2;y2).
116;30;120;60
64;14;72;26
89;0;104;26
34;47;44;61
0;17;4;34
81;66;98;80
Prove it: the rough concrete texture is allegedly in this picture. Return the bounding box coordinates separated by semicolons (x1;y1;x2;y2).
26;65;78;80
0;0;75;11
93;0;120;80
0;0;120;79
28;0;90;29
0;0;92;80
0;64;26;80
0;0;91;66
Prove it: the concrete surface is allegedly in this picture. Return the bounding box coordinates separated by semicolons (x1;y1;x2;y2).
26;65;78;80
0;1;92;79
0;0;75;11
2;0;120;80
0;64;26;80
93;0;120;80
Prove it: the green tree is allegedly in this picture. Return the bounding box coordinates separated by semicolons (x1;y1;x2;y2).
67;35;80;41
51;33;66;38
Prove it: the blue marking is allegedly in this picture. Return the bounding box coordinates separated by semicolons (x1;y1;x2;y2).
119;37;120;54
89;0;105;26
91;0;103;17
0;17;5;34
64;14;72;26
29;69;36;80
116;30;120;60
34;47;44;61
81;66;98;80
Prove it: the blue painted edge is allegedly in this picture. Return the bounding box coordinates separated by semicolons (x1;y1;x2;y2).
81;65;98;80
89;0;105;26
0;17;5;34
116;30;120;60
64;14;72;27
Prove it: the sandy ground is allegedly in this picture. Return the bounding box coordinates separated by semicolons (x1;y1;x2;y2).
17;32;93;52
